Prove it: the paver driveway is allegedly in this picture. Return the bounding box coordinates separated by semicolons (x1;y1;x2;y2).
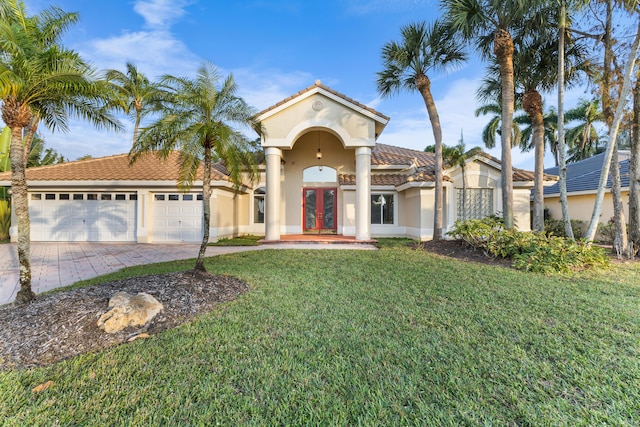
0;242;375;306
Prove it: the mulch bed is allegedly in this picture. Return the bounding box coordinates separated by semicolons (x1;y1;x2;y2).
414;239;514;268
0;270;249;370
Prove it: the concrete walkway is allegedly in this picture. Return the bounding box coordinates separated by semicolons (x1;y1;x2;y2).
0;242;376;306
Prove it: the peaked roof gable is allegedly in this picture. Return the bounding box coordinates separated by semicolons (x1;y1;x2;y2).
257;80;390;124
257;81;389;141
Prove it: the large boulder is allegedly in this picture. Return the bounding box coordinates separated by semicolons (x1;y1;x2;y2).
97;292;163;334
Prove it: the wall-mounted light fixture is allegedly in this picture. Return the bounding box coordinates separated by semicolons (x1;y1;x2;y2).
316;132;322;160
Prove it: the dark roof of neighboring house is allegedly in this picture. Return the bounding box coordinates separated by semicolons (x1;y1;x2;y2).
543;151;631;195
0;152;229;182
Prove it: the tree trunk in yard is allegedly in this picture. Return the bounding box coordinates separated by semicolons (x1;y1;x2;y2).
557;1;575;240
629;75;640;253
585;17;640;242
195;146;212;271
601;0;629;256
610;149;629;256
494;28;515;229
523;89;545;232
417;73;444;240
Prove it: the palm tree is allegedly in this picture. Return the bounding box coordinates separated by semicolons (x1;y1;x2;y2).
377;20;467;241
0;1;121;303
26;133;65;167
105;62;163;144
519;32;588;232
441;0;549;229
477;19;588;232
516;109;560;166
565;99;604;163
475;101;521;150
132;62;260;271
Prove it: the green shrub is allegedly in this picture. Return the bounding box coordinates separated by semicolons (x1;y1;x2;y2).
544;218;585;239
448;218;609;274
512;235;609;274
0;199;10;241
447;215;505;251
596;220;616;244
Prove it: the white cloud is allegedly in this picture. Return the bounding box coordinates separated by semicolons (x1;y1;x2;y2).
84;30;200;79
133;0;193;29
378;78;496;151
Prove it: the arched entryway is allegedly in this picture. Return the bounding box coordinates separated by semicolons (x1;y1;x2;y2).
255;81;389;241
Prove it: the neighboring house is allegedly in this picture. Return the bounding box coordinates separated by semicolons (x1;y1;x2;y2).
543;151;631;226
0;81;544;243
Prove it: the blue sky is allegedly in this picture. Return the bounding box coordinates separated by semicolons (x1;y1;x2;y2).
23;0;589;169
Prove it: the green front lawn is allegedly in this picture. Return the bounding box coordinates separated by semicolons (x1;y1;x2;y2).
208;234;263;246
2;244;640;425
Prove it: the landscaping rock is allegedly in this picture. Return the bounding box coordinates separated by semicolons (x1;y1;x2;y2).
97;292;163;334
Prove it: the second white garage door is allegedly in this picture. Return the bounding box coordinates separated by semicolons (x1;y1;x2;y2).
152;193;204;242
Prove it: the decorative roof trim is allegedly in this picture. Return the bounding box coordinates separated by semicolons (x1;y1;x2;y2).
256;81;390;125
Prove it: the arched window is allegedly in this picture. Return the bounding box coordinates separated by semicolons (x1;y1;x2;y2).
303;166;337;183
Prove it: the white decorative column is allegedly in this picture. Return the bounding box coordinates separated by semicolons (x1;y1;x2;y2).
355;146;371;241
265;147;282;241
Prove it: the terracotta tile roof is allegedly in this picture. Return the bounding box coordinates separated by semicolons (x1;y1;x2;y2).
257;80;390;122
373;144;434;168
340;170;453;187
371;148;415;166
406;168;454;183
0;143;545;186
0;152;229;182
339;173;410;186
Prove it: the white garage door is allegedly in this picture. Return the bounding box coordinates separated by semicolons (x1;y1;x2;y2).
29;192;137;242
152;193;203;242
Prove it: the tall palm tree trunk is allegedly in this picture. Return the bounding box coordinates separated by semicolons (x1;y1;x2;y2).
418;74;444;240
524;89;546;232
10;125;34;303
2;97;35;303
132;108;142;146
557;1;575;240
195;146;212;271
494;28;515;229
